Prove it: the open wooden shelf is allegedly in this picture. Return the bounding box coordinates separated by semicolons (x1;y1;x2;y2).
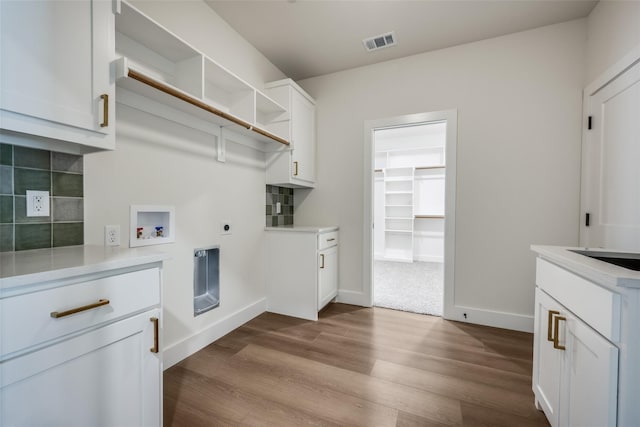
115;0;289;147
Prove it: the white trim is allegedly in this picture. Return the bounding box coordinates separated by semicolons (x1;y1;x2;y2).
363;110;457;317
447;305;534;333
162;298;266;369
336;290;371;307
585;43;640;97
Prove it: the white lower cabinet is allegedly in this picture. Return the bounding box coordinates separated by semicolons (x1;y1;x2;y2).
266;227;338;320
318;244;338;310
1;263;163;427
533;287;618;427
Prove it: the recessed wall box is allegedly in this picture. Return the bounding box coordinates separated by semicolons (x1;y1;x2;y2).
130;205;175;247
194;246;220;316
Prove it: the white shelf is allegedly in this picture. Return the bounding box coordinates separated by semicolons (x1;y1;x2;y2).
385;229;413;233
385;176;413;182
114;0;290;148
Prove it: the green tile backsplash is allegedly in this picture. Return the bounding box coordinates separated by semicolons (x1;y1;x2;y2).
0;143;84;252
15;146;51;169
266;185;294;226
15;223;52;251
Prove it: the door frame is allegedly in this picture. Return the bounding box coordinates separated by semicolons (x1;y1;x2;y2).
362;110;457;318
580;45;640;247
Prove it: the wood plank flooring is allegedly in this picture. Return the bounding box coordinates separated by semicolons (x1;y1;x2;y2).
163;304;550;426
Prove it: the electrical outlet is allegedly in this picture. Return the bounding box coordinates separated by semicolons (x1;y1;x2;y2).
220;222;232;235
26;190;50;217
276;202;281;214
104;225;121;246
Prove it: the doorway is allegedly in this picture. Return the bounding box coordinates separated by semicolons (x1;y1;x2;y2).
363;110;457;318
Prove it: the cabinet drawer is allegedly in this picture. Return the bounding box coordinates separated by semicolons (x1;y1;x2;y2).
536;258;620;342
1;267;160;358
318;231;338;250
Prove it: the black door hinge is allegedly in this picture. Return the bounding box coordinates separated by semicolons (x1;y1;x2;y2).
588;116;592;130
585;213;590;227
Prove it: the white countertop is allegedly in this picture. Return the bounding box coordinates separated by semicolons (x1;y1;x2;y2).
531;245;640;289
265;225;339;233
1;245;169;289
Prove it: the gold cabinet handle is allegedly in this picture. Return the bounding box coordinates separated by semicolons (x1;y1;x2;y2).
150;317;159;353
320;254;325;269
50;299;110;318
547;310;559;341
100;94;109;127
293;161;299;176
553;315;566;351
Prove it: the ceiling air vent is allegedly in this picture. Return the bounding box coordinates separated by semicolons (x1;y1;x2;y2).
363;31;397;52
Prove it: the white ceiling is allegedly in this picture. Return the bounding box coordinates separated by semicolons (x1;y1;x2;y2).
205;0;598;80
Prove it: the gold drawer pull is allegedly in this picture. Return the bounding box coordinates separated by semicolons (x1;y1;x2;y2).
547;310;559;341
50;299;110;318
320;254;325;269
100;94;109;127
150;317;159;353
553;316;566;351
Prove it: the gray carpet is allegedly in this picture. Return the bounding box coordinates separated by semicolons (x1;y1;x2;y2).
374;261;444;316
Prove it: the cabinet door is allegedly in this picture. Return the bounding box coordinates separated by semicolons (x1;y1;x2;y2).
0;0;115;152
318;245;338;310
533;288;564;427
562;315;618;427
0;309;161;427
580;59;640;250
291;88;315;184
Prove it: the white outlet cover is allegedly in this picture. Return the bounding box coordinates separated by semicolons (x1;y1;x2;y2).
26;190;50;217
105;225;121;246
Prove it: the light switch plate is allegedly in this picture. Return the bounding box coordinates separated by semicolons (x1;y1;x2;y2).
26;190;50;217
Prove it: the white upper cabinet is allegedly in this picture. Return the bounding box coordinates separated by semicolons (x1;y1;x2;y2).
581;57;640;251
265;79;316;188
0;0;115;154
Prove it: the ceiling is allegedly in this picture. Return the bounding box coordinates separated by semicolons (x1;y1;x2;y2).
205;0;598;81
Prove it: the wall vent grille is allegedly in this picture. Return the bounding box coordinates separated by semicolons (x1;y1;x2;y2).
363;31;397;52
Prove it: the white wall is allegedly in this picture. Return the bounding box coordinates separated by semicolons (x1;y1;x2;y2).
85;0;285;367
586;0;640;83
296;20;587;330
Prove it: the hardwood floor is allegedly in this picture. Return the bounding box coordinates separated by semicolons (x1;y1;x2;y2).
163;304;550;426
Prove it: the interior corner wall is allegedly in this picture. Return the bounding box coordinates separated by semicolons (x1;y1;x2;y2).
85;0;285;367
586;0;640;84
295;19;587;328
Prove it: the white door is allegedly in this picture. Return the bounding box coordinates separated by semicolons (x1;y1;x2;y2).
533;288;563;427
581;59;640;250
0;309;161;427
562;315;618;427
291;88;315;184
0;0;114;146
318;245;338;310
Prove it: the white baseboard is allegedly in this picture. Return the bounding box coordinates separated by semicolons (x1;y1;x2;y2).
162;298;267;369
444;304;534;333
336;289;371;307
